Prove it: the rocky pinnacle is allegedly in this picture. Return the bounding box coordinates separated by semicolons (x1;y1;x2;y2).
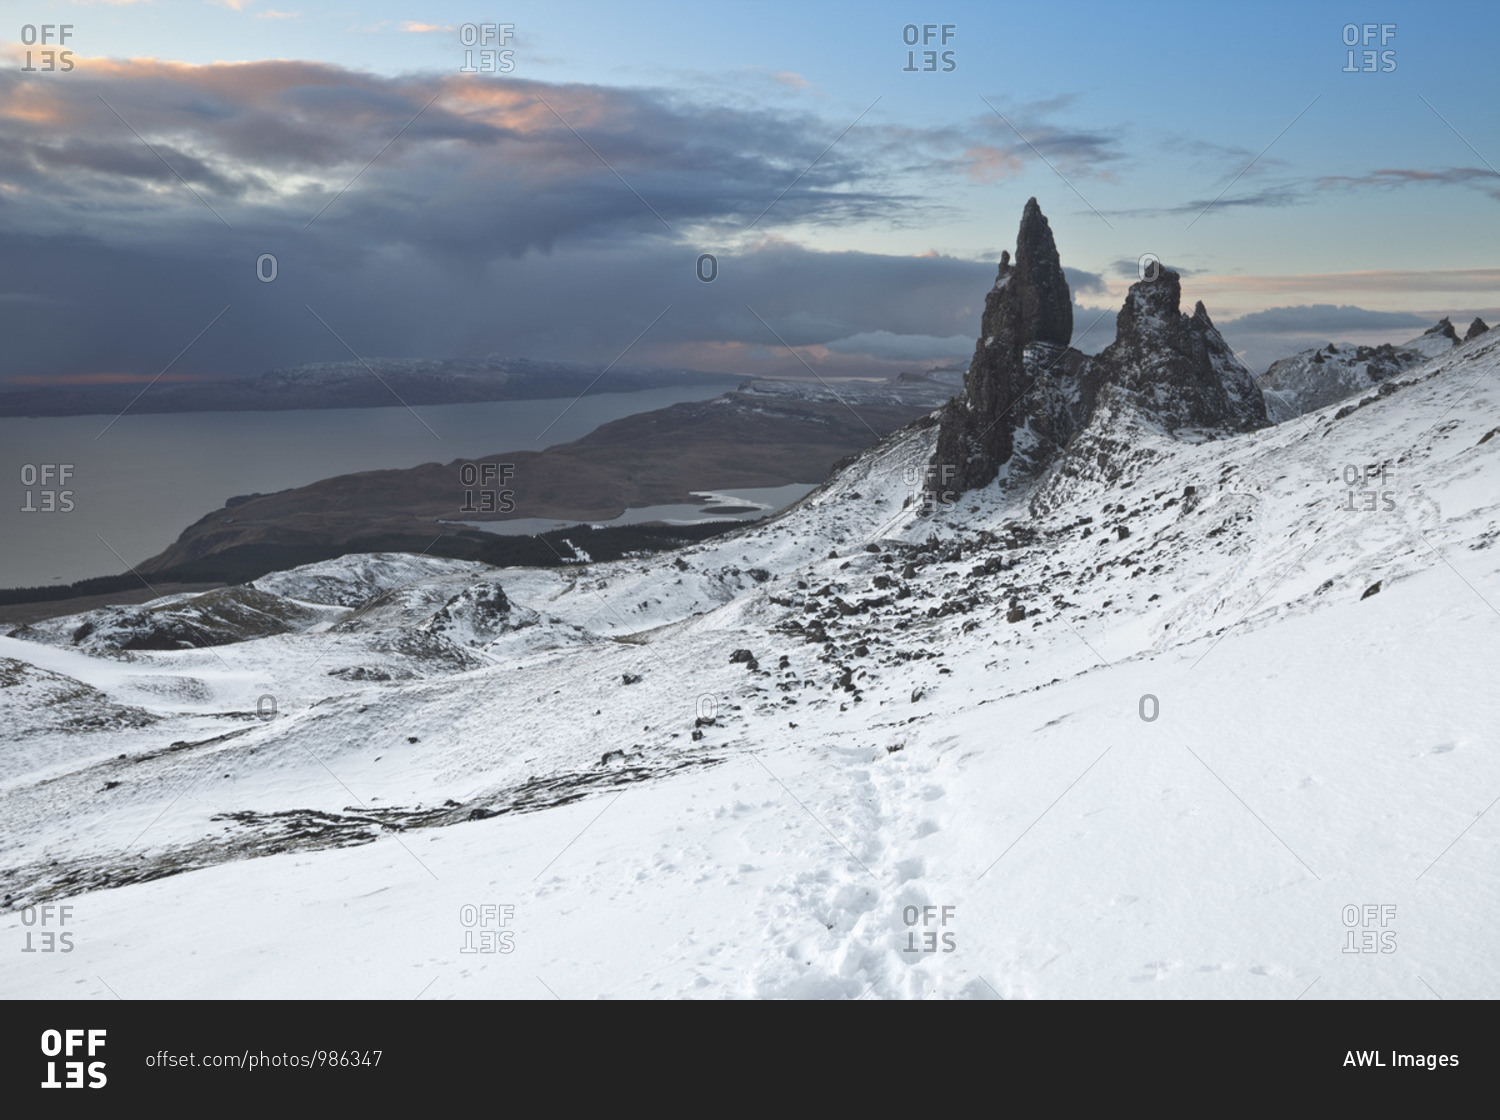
930;198;1073;495
928;199;1269;505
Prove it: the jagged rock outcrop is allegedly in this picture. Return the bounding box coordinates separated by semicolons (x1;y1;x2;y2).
929;201;1266;504
1085;269;1268;435
1257;341;1423;423
1466;317;1491;342
1430;317;1461;344
930;198;1079;495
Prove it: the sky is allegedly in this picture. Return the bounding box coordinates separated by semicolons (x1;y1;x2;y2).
2;0;1497;382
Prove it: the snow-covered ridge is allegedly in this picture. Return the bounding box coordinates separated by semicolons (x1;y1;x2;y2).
1257;316;1490;422
2;330;1498;999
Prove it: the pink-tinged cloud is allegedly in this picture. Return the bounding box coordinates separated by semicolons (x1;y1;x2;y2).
400;22;454;34
961;144;1024;183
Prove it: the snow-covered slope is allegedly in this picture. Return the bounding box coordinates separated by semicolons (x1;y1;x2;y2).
1254;318;1485;423
2;331;1498;999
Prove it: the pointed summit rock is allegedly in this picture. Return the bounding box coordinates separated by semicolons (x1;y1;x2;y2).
1465;316;1490;342
930;198;1077;495
1425;317;1461;344
1085;268;1267;433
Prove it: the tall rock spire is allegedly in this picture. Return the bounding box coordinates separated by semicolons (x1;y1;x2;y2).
926;199;1269;510
930;198;1074;495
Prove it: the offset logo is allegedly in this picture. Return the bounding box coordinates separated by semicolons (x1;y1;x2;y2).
1342;903;1397;954
40;1029;107;1089
459;22;515;73
459;462;516;513
1342;23;1396;72
19;464;75;513
18;24;75;72
19;903;76;952
901;904;956;953
459;903;517;953
901;24;956;72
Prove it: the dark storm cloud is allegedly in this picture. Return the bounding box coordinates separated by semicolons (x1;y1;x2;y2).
0;60;1116;381
1105;258;1201;280
1064;267;1106;294
1225;304;1430;334
1215;304;1444;374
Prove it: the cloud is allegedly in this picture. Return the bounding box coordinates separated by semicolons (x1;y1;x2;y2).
1112;162;1500;221
772;71;810;89
0;59;1158;385
824;331;974;362
1223;304;1431;334
1190;269;1500;298
1212;302;1465;373
961;144;1025;183
1070;302;1117;355
971;99;1123;177
400;21;453;34
1107;184;1307;219
1064;267;1105;294
1316;167;1499;190
1106;258;1199;281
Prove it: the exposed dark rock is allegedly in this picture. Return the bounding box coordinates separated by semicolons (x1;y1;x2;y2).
1465;317;1491;342
1425;317;1460;345
1361;581;1382;600
931;198;1078;494
1086;271;1268;434
931;201;1266;502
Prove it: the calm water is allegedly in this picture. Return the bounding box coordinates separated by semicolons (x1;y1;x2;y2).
444;484;817;537
1;386;729;588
